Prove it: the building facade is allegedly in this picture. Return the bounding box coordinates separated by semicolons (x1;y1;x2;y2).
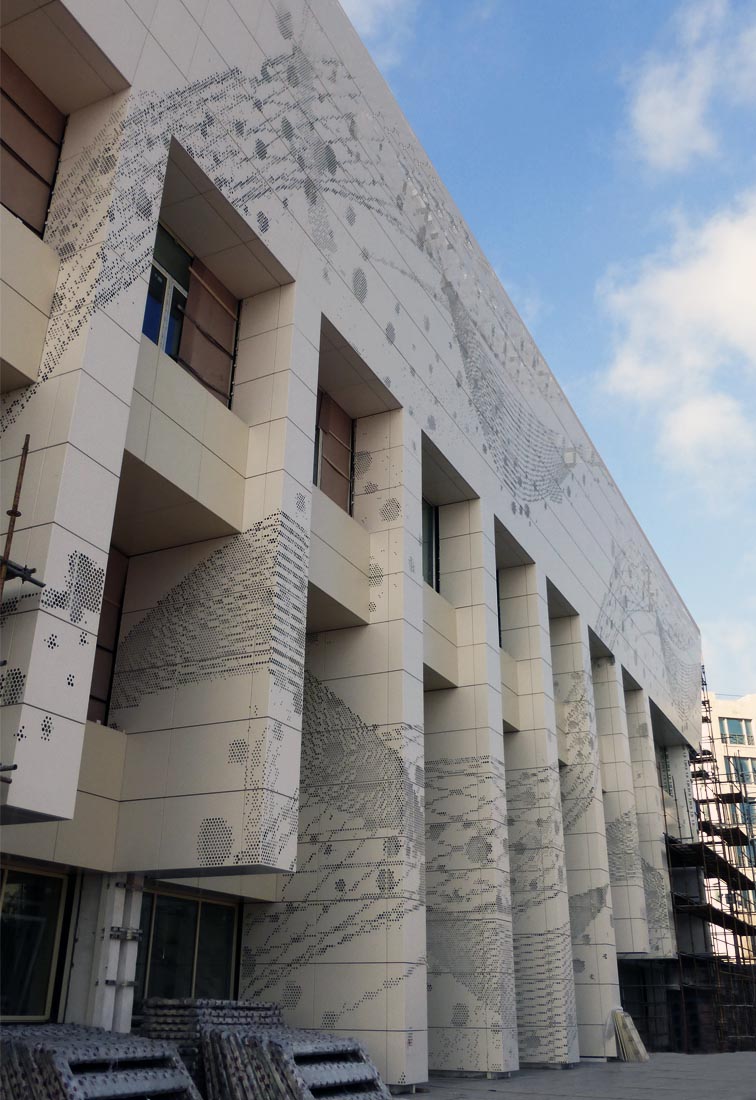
702;692;756;961
0;0;701;1086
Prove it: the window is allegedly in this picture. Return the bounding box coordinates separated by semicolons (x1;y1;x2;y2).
0;51;65;235
313;390;354;513
737;800;756;828
725;756;756;785
142;224;238;404
133;888;237;1015
0;865;67;1020
719;717;754;746
422;498;440;592
88;546;128;724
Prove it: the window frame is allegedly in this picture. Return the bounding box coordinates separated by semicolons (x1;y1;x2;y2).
0;861;68;1023
143;223;240;406
312;389;355;515
147;254;189;361
720;716;754;746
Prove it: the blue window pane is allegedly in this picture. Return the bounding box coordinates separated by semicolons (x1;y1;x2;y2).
165;286;186;361
142;265;166;344
726;718;746;745
746;719;754;746
741;801;756;827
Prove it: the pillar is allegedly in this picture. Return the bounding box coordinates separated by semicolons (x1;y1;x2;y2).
1;92;144;824
110;282;317;876
243;407;427;1088
499;563;578;1065
625;687;676;957
591;657;649;955
551;614;619;1059
424;500;518;1074
65;873;144;1031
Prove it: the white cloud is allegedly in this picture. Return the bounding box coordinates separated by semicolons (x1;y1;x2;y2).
627;0;756;172
339;0;420;69
600;190;756;505
630;54;717;171
658;393;756;499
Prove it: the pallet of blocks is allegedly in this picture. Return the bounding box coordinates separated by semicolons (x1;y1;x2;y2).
140;996;283;1092
201;1025;392;1100
0;1023;202;1100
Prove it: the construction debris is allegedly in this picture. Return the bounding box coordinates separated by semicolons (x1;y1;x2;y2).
612;1009;649;1062
201;1025;391;1100
1;1004;393;1100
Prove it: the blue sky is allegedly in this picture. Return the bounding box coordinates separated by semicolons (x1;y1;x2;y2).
341;0;756;698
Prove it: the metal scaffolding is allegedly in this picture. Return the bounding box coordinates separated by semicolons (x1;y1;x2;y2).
619;667;756;1053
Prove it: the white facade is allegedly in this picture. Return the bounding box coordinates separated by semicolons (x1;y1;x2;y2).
1;0;700;1085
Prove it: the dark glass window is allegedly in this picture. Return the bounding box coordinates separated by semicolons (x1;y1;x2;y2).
133;889;237;1015
148;895;198;1000
0;867;66;1019
165;284;187;360
142;266;167;345
195;901;236;998
422;498;440;591
88;546;128;724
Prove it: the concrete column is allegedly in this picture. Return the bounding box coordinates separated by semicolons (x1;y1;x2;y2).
663;743;697;842
243;407;427;1088
550;614;619;1059
499;563;578;1065
110;283;318;877
424;500;518;1075
1;92;143;824
591;657;649;955
625;687;676;957
65;873;144;1031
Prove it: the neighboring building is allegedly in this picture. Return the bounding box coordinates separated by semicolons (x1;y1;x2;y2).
620;682;756;1053
0;0;701;1085
701;692;756;963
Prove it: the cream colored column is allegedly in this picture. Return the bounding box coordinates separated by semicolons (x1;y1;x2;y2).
424;500;518;1075
625;687;676;957
499;563;578;1065
111;283;318;876
1;92;143;824
243;407;427;1088
551;614;619;1059
591;657;649;955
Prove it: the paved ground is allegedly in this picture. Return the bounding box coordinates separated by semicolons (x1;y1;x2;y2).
420;1053;756;1100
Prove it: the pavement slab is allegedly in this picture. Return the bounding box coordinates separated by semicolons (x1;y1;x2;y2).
422;1053;756;1100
